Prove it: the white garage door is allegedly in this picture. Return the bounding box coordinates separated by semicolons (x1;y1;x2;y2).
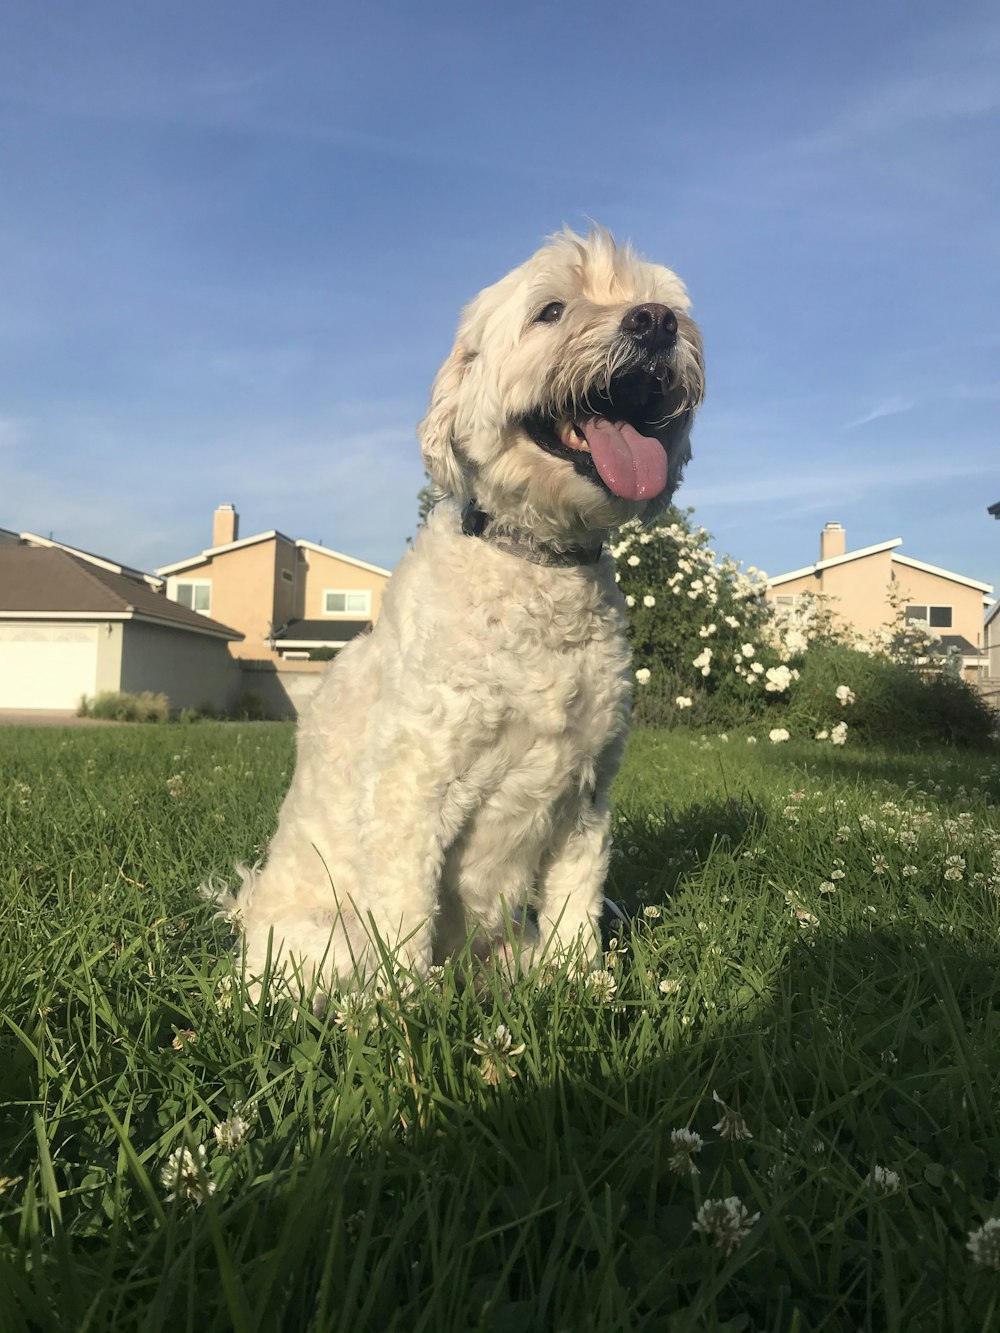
0;625;99;709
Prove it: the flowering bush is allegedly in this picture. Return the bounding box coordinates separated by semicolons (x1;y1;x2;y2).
615;508;996;747
614;508;779;723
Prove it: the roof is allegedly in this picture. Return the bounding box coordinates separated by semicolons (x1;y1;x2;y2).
17;531;163;587
891;553;992;594
0;548;243;640
156;530;391;578
767;539;902;589
985;600;1000;629
938;634;986;658
988;501;1000;518
767;540;993;596
273;618;371;647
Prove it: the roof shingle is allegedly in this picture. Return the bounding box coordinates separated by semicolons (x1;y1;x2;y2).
0;548;242;639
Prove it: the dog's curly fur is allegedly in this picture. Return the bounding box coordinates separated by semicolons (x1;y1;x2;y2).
219;228;704;998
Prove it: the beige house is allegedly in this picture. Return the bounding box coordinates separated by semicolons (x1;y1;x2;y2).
155;505;392;715
766;522;993;683
0;532;241;712
986;601;1000;681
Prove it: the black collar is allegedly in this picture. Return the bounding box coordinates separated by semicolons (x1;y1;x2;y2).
460;500;603;568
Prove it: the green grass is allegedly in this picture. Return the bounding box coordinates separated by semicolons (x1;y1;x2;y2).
2;722;1000;1331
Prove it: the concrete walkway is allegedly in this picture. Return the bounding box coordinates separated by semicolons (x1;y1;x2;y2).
0;710;120;727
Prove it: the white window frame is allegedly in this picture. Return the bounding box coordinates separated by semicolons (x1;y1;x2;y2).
323;588;371;617
773;594;805;608
173;579;212;614
905;604;953;629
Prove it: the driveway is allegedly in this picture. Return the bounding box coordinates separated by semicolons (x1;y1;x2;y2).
0;710;120;727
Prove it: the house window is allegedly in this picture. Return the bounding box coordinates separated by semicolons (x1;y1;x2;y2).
175;580;212;613
323;589;371;616
905;605;953;628
773;594;804;608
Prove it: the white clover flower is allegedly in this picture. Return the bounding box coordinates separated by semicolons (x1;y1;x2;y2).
585;969;618;1003
741;643;755;658
746;735;758;745
627;555;640;567
675;696;693;710
692;648;712;671
603;936;628;967
818;880;837;894
659;978;681;995
769;728;790;744
472;1024;526;1086
869;1165;900;1195
668;1127;704;1175
625;594;636;608
830;722;848;746
333;991;375;1036
634;667;651;685
711;1090;753;1141
692;1196;760;1255
750;661;764;675
902;864;919;877
968;1218;1000;1269
161;1144;215;1205
643;594;656;608
213;1113;253;1154
835;685;856;706
815;729;829;741
725;615;740;628
642;905;662;920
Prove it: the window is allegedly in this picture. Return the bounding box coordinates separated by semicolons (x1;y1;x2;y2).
281;569;294;583
905;604;953;629
323;589;371;616
175;580;211;613
774;594;804;608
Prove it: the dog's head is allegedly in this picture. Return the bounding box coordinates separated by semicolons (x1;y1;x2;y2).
419;227;704;543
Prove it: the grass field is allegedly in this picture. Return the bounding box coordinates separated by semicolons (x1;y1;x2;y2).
2;721;1000;1331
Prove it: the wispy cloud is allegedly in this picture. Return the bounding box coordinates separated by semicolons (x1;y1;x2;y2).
843;396;915;430
685;456;995;510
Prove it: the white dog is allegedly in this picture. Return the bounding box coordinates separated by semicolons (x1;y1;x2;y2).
221;227;704;999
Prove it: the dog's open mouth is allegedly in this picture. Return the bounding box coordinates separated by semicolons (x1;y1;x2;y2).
523;370;674;502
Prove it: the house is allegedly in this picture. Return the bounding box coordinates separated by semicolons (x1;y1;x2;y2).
155;505;393;716
0;532;242;712
766;522;993;683
985;600;1000;681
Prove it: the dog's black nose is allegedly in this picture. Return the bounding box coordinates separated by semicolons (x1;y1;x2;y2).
621;303;678;350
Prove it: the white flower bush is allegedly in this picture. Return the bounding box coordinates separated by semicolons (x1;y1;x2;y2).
615;507;994;747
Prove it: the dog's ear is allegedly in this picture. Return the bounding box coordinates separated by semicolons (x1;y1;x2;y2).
417;343;474;500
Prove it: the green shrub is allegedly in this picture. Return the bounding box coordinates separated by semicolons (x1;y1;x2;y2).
77;691;169;723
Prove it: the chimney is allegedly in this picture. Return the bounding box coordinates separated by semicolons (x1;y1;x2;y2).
820;521;845;562
213;503;239;548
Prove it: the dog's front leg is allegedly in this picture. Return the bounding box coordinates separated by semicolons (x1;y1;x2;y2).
535;796;611;967
354;710;489;980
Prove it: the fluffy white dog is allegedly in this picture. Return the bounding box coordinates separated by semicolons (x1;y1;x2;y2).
221;227;704;999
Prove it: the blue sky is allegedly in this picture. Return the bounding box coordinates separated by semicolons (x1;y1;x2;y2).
1;0;998;601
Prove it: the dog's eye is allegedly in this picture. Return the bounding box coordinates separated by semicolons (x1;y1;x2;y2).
535;301;565;324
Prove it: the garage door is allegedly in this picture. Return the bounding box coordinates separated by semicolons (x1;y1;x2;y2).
0;625;99;709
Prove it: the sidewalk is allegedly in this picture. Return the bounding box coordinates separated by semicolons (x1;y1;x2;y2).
0;710;120;727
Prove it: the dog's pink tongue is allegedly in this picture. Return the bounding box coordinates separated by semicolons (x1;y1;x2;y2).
580;419;668;501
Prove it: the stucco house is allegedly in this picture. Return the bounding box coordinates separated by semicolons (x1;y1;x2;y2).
155;505;393;716
766;522;993;683
0;531;242;712
985;600;1000;681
